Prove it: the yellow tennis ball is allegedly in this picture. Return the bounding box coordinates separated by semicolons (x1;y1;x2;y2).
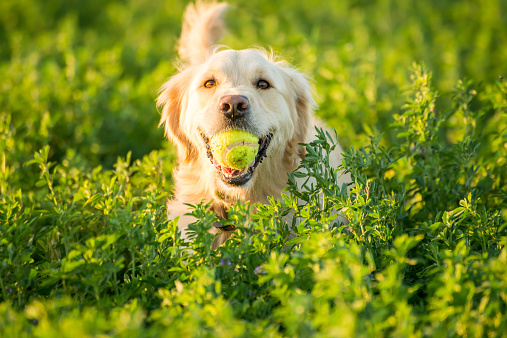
209;130;259;169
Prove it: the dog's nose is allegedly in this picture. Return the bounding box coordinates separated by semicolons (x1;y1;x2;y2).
218;95;249;120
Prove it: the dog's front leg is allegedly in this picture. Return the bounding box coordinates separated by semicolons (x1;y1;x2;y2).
167;200;222;242
166;200;197;241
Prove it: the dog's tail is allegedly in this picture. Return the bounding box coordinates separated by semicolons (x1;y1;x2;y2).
178;1;228;65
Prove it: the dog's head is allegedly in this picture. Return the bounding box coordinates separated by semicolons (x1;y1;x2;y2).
157;47;315;197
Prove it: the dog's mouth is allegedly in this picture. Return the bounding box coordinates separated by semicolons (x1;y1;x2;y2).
202;132;273;186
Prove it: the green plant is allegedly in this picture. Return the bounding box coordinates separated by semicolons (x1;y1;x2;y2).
1;0;506;336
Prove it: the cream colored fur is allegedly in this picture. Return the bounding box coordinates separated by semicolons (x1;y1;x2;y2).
157;2;349;241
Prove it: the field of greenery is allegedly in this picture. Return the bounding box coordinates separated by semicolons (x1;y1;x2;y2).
1;0;506;336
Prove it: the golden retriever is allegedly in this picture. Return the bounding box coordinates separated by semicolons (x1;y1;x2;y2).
157;2;349;247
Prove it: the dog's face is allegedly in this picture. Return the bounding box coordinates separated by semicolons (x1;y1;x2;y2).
158;49;314;194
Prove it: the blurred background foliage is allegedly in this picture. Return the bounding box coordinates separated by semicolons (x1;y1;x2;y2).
1;0;506;171
0;0;506;335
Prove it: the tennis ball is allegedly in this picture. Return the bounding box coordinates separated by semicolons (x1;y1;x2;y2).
209;130;259;169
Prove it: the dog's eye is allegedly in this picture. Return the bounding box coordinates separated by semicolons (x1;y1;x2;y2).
204;79;216;88
257;79;271;89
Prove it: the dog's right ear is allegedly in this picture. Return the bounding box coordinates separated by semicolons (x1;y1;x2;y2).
157;67;198;162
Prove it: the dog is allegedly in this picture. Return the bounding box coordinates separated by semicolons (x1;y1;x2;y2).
157;2;350;248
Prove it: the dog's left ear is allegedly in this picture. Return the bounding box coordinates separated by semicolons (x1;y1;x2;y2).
157;67;198;163
283;68;316;161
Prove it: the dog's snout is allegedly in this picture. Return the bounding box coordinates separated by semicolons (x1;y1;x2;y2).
219;95;249;120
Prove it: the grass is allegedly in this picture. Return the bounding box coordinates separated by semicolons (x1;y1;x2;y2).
1;0;506;336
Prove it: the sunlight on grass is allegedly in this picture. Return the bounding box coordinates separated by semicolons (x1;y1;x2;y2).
0;0;506;336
